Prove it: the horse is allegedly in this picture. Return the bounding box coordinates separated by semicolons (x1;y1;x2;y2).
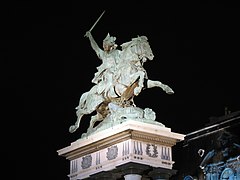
69;36;174;133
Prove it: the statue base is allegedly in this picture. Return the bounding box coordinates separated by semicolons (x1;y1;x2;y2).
83;106;164;138
57;119;185;179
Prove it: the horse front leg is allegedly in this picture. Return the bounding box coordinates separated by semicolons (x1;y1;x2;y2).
147;80;174;94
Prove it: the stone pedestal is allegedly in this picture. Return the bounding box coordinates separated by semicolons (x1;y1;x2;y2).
57;120;185;179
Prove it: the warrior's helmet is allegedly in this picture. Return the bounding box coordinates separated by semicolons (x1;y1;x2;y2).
103;33;116;46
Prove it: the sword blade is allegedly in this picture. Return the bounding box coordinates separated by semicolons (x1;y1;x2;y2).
89;10;105;32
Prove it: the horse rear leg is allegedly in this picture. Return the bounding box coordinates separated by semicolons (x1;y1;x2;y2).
69;114;84;133
87;113;104;133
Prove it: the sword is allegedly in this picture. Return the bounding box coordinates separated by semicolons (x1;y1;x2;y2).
85;10;105;37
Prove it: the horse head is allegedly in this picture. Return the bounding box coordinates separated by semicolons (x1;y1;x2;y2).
121;36;154;63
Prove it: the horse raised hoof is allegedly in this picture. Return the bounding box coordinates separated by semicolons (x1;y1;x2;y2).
164;85;174;94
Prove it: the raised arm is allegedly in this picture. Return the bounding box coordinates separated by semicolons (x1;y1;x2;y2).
85;31;102;59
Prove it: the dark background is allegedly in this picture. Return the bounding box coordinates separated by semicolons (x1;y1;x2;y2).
5;1;240;179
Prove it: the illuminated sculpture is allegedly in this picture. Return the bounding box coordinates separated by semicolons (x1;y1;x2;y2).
69;11;174;136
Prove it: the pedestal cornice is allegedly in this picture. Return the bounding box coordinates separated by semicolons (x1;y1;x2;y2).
58;120;185;160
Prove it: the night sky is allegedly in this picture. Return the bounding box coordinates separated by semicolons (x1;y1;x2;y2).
7;1;240;179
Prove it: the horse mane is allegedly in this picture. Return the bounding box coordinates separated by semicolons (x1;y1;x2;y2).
120;35;149;50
